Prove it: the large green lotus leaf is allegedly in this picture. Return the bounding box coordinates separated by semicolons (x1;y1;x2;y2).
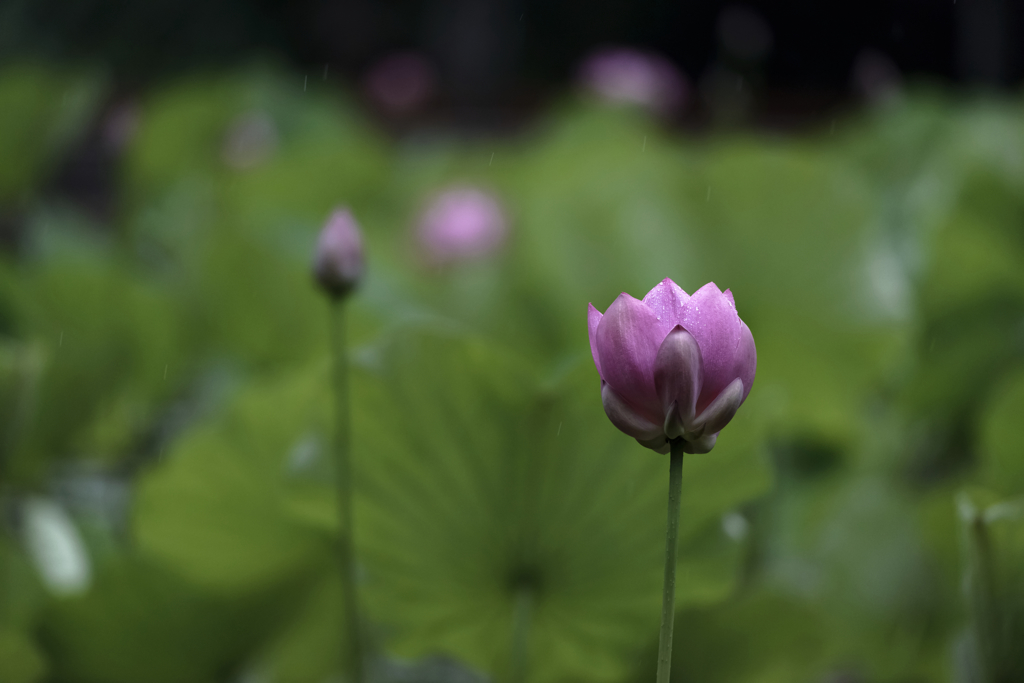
360;105;696;363
0;65;105;204
899;172;1024;475
246;570;346;683
762;471;937;628
131;196;385;371
220;96;389;235
914;482;969;618
918;172;1024;319
0;225;185;479
839;93;961;216
133;366;336;592
498;110;899;442
650;583;950;683
945;101;1024;195
734;476;956;682
126;69;387;232
351;329;771;683
680;142;906;442
977;367;1024;497
689;142;874;319
502;106;699;353
0;338;46;476
627;589;829;683
0;629;47;683
0;532;47;636
119;71;392;370
131;313;767;681
125;71;269;200
181;219;328;367
39;555;296;683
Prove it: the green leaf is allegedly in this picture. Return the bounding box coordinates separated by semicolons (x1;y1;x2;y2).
247;571;346;683
978;367;1024;496
0;228;185;478
0;629;47;683
352;329;771;683
40;556;296;683
133;367;335;593
0;65;105;205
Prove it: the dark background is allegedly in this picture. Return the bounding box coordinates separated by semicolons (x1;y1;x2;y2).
2;0;1022;117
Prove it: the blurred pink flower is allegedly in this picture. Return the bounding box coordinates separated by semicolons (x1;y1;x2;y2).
579;48;688;114
313;208;365;298
416;187;507;265
588;279;756;454
364;52;437;115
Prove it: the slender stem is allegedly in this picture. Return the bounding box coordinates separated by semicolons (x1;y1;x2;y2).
656;441;685;683
509;587;534;683
968;514;999;682
330;300;363;683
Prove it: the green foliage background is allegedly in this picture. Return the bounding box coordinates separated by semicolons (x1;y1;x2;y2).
2;65;1024;683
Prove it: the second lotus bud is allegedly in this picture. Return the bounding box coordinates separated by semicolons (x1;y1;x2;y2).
313;208;365;298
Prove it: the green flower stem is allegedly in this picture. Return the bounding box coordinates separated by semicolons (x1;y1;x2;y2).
656;441;685;683
967;512;998;681
509;586;534;683
330;299;363;683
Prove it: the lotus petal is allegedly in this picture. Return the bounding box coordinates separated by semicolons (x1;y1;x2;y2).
596;293;668;421
690;378;744;437
588;303;604;379
679;283;742;412
654;326;703;428
601;383;663;441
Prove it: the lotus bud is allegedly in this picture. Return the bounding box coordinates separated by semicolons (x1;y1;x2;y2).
313;208;365;298
416;187;507;266
588;279;756;454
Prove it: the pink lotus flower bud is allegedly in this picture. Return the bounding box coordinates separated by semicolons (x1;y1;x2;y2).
578;48;688;115
588;279;756;454
416;187;507;266
313;208;365;298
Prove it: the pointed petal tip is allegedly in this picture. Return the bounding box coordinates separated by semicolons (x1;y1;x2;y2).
642;279;690;330
695;281;724;297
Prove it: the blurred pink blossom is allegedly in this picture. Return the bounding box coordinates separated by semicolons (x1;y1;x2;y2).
364;52;437;116
416;187;507;266
579;48;688;115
